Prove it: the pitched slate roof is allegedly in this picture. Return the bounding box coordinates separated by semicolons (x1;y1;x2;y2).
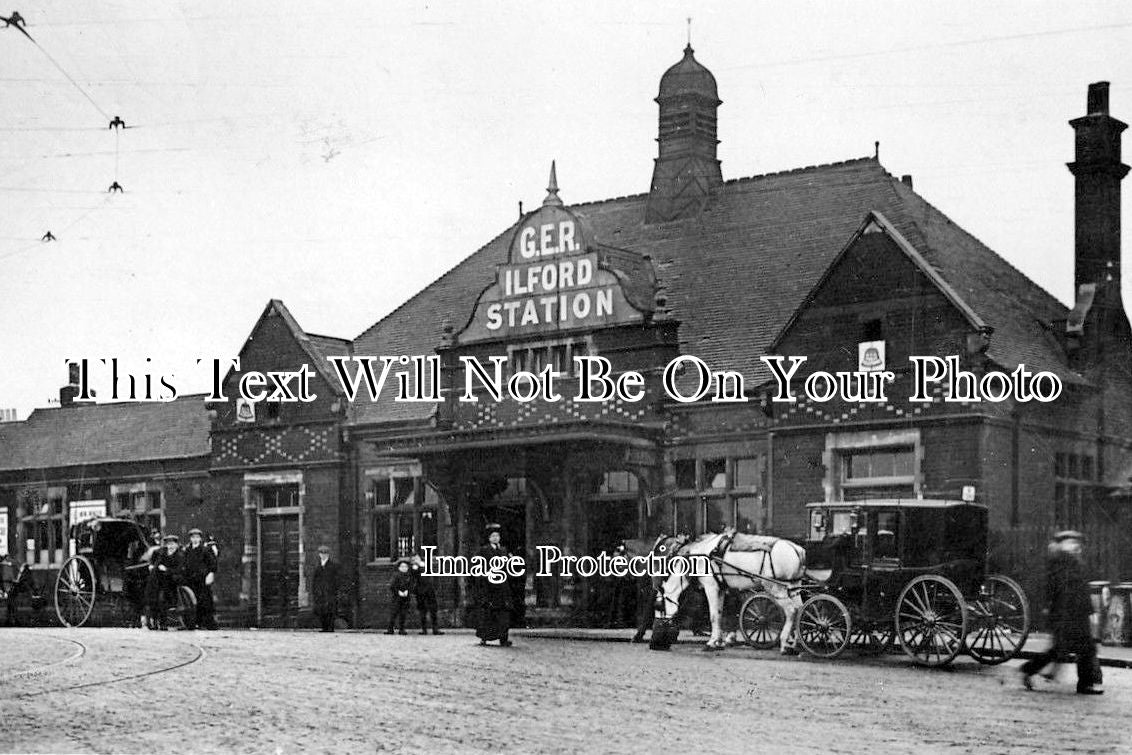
0;394;211;473
350;156;1076;426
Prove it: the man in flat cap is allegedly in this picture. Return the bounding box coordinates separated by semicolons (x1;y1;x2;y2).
183;528;218;630
151;534;185;630
475;523;513;647
1021;531;1102;694
311;545;341;632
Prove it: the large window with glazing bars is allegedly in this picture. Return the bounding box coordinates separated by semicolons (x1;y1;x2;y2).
508;338;590;377
18;487;65;567
367;467;440;562
670;455;767;535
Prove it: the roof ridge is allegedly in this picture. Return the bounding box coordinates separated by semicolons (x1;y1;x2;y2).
354;155;887;343
306;332;352;344
27;393;210;416
721;155;878;186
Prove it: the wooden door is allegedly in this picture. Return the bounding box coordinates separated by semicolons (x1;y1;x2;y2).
260;515;300;625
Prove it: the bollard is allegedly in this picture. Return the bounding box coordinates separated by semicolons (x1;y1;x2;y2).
1110;583;1132;647
1088;581;1111;643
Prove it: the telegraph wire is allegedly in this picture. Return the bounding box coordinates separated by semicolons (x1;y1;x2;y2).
722;20;1132;71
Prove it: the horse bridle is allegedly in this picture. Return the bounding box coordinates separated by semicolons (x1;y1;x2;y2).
652;533;690;619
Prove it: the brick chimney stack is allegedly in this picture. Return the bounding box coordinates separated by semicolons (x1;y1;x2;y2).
1068;82;1128;295
1065;82;1131;370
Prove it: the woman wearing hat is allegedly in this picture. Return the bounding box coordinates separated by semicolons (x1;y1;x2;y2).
475;524;513;647
1021;531;1102;694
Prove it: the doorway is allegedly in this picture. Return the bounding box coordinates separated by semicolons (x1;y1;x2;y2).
260;514;300;625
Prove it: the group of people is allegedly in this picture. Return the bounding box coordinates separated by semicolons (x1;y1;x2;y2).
140;527;219;631
386;554;443;635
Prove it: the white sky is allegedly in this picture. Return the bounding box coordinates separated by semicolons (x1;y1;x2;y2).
1;1;1130;418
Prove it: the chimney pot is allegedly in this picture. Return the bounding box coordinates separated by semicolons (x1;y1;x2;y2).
901;174;914;190
1087;82;1110;116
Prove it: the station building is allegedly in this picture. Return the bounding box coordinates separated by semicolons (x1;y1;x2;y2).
2;46;1130;628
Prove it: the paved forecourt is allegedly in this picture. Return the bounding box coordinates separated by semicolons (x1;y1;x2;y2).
0;628;1127;754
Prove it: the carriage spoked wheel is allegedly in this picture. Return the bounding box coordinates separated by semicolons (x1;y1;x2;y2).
895;575;968;667
849;626;894;655
739;593;785;650
796;594;852;659
964;574;1031;665
55;555;96;627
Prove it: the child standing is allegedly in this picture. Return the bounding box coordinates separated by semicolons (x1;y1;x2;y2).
386;559;413;635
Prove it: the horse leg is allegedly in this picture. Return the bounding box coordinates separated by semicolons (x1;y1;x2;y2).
632;581;651;642
701;578;725;651
777;592;802;654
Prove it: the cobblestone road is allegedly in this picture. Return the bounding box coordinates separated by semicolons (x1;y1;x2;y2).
0;628;1127;754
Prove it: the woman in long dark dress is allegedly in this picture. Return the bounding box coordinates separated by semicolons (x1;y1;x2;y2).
476;523;512;647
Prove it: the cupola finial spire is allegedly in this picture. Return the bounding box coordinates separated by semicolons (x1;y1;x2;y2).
543;160;563;207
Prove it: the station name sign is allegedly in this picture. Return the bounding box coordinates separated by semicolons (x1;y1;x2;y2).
459;204;644;341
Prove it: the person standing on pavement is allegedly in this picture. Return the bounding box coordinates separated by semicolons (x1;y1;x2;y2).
475;523;513;647
1021;531;1103;694
410;553;443;635
183;528;218;630
386;559;413;635
311;545;340;633
151;534;185;630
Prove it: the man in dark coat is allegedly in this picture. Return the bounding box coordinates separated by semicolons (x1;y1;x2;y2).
182;528;218;630
151;534;185;630
411;554;443;635
475;523;512;647
311;545;340;633
1021;531;1102;694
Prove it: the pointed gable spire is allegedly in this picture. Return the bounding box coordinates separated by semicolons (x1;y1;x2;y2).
543;160;563;207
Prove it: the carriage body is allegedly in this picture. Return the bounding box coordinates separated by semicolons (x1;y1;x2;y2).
713;500;1029;664
53;517;194;628
805;499;988;622
777;499;1030;666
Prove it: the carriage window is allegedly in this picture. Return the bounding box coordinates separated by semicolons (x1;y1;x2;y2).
598;471;638;495
874;511;899;561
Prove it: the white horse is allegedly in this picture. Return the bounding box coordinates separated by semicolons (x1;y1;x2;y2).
657;529;806;652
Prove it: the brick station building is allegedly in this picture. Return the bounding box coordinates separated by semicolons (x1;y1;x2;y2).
3;46;1130;627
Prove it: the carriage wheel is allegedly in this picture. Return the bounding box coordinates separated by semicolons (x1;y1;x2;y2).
55;555;96;627
849;625;894;655
165;586;197;630
965;574;1031;665
895;575;968;667
797;594;851;659
739;594;785;650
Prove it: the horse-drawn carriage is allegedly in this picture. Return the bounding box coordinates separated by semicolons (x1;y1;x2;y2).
657;499;1031;667
54;517;195;628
